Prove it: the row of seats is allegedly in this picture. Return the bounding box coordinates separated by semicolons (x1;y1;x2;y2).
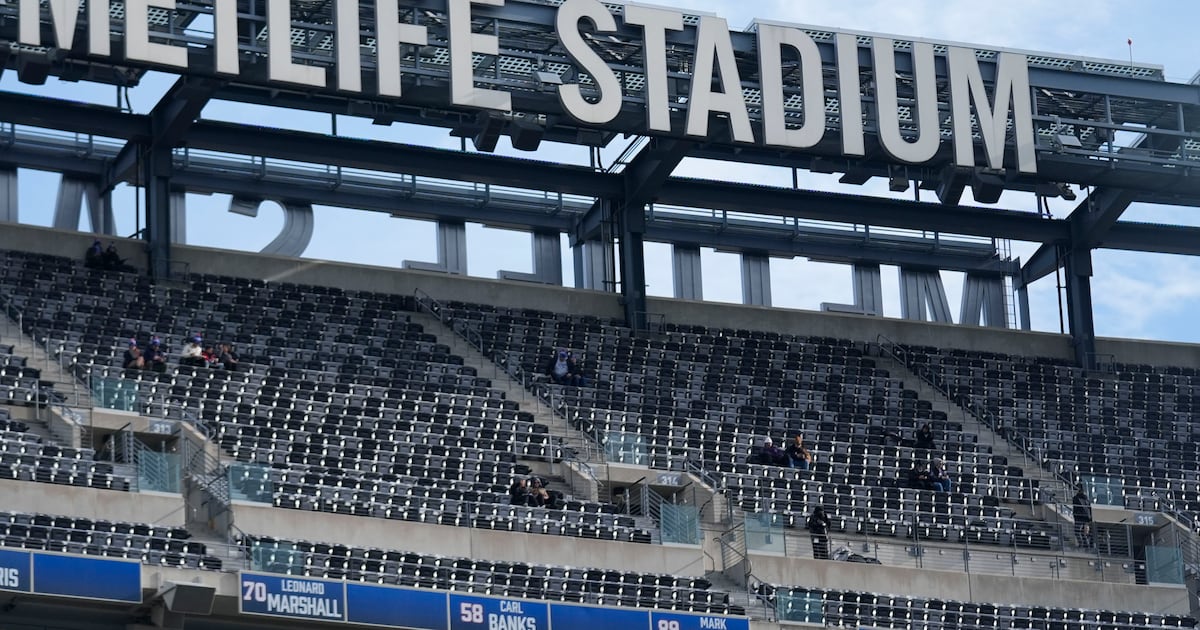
243;536;736;614
0;407;130;491
757;583;1194;629
0;510;219;570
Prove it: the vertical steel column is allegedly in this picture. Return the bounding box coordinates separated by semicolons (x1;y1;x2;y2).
741;253;772;307
0;166;16;223
1063;248;1097;369
169;191;187;244
572;239;614;291
1016;283;1032;331
143;143;173;279
672;244;703;300
617;199;648;330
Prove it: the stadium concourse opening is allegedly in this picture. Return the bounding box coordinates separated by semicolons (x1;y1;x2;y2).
0;0;1198;629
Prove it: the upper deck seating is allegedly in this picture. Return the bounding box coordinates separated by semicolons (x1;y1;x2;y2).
0;251;643;542
0;510;219;570
898;345;1200;527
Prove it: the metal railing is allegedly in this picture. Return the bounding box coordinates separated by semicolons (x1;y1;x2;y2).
735;511;1169;585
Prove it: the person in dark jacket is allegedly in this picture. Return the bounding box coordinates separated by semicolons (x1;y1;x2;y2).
807;506;831;560
785;435;812;470
914;423;936;450
1072;486;1093;548
508;478;530;506
84;240;104;270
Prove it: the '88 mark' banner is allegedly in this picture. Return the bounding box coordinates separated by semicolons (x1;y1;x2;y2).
651;610;751;630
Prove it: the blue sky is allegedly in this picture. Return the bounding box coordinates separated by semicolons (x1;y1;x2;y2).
4;0;1200;343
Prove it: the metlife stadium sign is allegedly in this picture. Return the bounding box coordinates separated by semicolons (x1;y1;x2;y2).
16;0;1036;173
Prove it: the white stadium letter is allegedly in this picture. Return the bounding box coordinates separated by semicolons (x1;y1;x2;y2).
948;47;1037;174
18;0;39;46
623;4;684;132
20;0;78;49
873;38;940;164
214;0;239;74
19;0;112;54
335;0;361;92
268;0;326;87
375;0;429;97
448;0;512;112
835;32;865;156
89;0;111;56
757;23;825;149
126;0;189;68
686;16;753;143
555;0;623;125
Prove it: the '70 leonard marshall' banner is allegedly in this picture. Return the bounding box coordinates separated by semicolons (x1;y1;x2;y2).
239;571;749;630
16;0;1037;173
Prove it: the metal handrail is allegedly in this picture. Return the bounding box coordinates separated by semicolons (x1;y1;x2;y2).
736;514;1148;585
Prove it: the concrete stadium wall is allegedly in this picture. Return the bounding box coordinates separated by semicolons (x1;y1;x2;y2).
0;478;185;526
1;223;1197;366
232;503;708;577
748;552;1189;615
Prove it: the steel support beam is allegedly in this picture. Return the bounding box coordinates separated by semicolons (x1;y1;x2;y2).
191;122;620;199
143;144;172;278
1063;248;1097;369
573;240;614;291
656;178;1071;243
1019;188;1134;286
741;254;772;307
574;140;691;246
672;245;703;301
0;166;17;223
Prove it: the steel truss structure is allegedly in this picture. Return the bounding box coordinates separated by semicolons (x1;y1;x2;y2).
0;0;1198;366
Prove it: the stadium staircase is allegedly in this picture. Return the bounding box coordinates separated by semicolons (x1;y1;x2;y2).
408;308;605;503
874;336;1074;517
0;303;95;451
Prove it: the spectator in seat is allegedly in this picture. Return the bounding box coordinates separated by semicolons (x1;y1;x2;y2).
508;478;530;506
529;477;555;509
806;506;831;560
929;458;952;493
914;423;936;451
907;465;930;490
545;348;583;386
202;344;221;368
101;242;136;273
218;343;239;371
180;335;206;367
1072;485;1094;548
84;240;105;270
142;336;167;373
122;339;144;370
759;437;788;467
785;435;812;470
